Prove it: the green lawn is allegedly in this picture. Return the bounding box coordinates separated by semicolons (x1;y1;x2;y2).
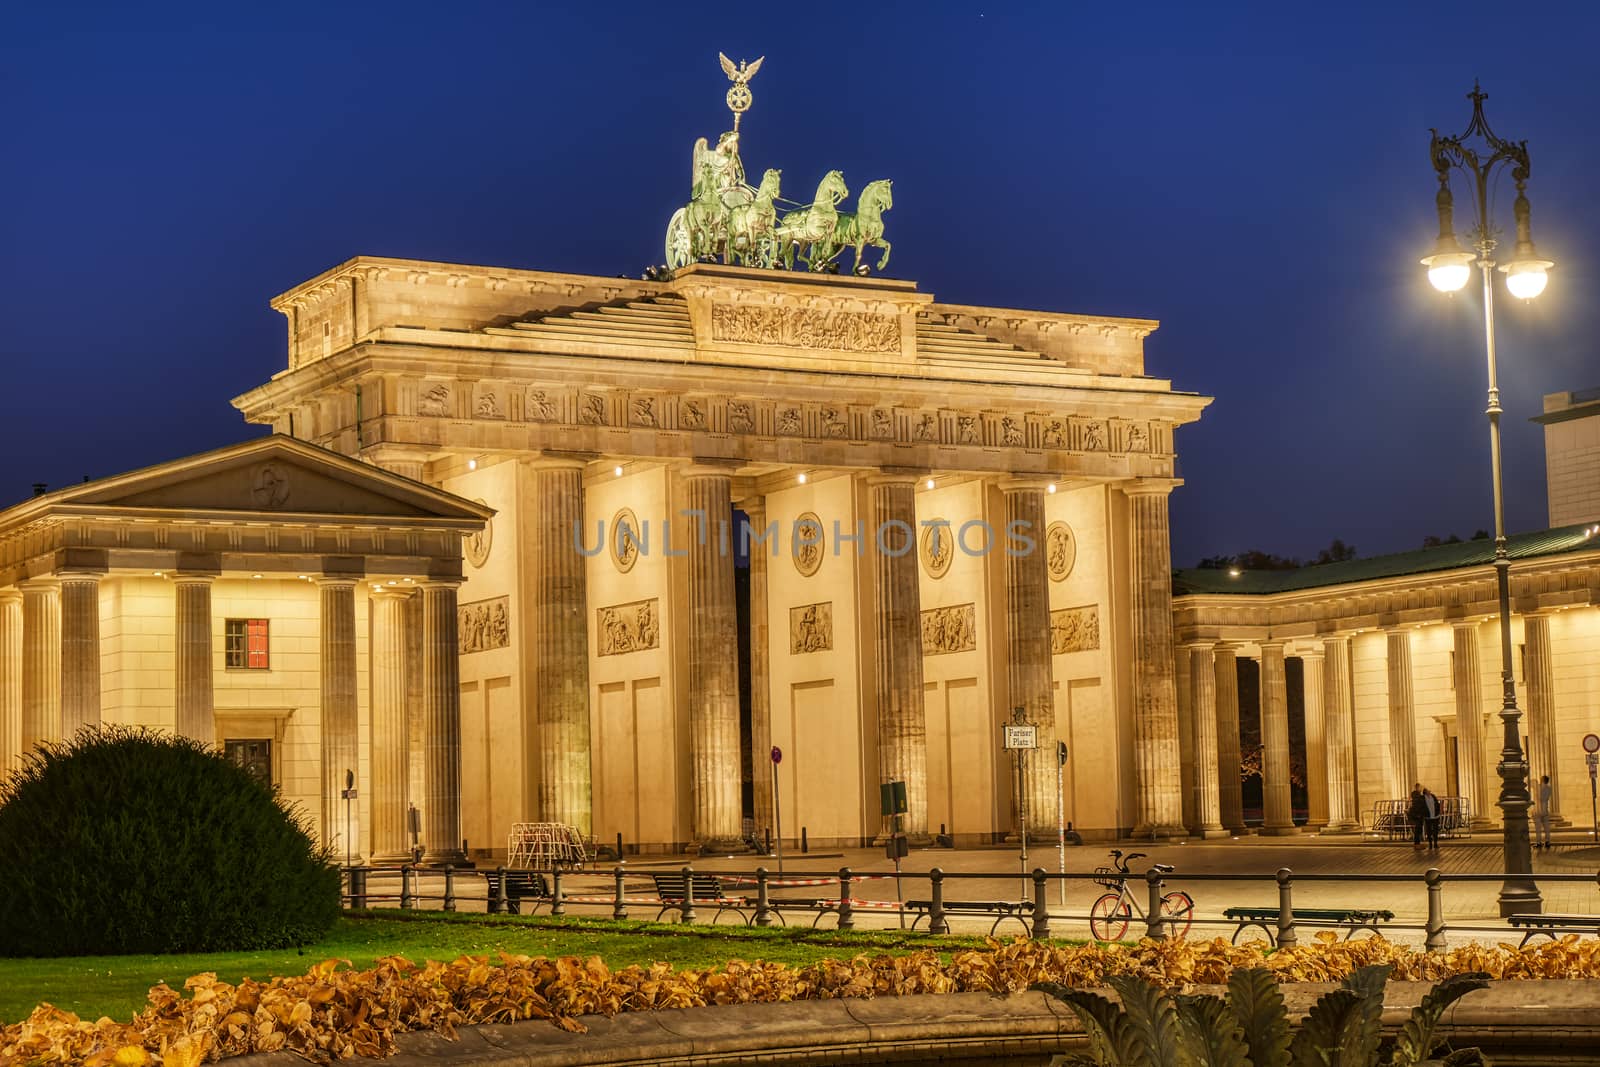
0;911;998;1026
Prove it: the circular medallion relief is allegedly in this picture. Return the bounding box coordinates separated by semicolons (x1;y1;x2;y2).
1046;521;1076;583
611;507;641;573
919;520;954;579
464;498;492;568
791;511;824;577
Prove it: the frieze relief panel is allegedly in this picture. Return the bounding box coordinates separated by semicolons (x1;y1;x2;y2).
598;598;659;656
473;384;506;420
921;603;977;656
710;303;901;353
417;382;453;418
459;596;510;655
789;602;833;654
1049;605;1100;654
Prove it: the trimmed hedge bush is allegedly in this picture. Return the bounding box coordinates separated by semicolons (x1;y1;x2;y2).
0;726;340;956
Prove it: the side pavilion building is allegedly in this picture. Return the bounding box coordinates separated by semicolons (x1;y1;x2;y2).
231;256;1212;853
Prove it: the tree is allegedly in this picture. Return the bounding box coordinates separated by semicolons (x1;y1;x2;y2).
1313;538;1358;564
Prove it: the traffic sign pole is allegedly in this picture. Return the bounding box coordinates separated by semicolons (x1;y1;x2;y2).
1056;740;1068;908
771;746;784;873
1585;736;1600;845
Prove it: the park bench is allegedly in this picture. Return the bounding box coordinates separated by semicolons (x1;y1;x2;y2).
483;870;553;915
650;872;750;924
1224;906;1394;946
905;898;1034;936
1506;913;1600;947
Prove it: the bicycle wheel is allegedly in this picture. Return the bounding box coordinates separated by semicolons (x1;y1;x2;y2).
1089;892;1132;942
1160;891;1195;939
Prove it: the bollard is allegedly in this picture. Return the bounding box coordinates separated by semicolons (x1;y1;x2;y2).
929;867;950;934
490;866;507;914
400;865;413;910
1031;868;1052;940
765;827;772;856
1146;869;1166;941
680;866;697;924
612;866;628;921
838;866;855;930
1275;867;1297;948
616;832;624;860
1424;868;1446;952
754;867;774;927
443;865;456;912
551;867;565;916
802;826;809;854
348;867;368;910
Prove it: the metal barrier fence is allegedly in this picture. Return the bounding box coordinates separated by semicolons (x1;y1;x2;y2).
340;862;1600;951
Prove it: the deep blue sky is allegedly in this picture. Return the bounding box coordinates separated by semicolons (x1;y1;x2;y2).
4;3;1597;567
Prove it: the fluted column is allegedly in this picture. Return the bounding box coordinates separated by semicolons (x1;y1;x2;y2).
173;575;215;743
318;577;360;860
1125;482;1184;837
742;499;775;839
524;459;591;832
1187;643;1224;835
1524;613;1563;823
1300;650;1328;829
1002;481;1058;837
1175;638;1196;834
0;591;21;770
1215;644;1245;833
20;578;61;753
421;579;468;865
684;469;743;849
1260;640;1295;834
369;588;411;863
870;475;929;840
405;590;425;829
1322;636;1360;832
1451;621;1495;828
59;572;102;734
1385;628;1419;796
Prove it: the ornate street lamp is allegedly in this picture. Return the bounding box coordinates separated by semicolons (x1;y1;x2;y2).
1421;84;1552;916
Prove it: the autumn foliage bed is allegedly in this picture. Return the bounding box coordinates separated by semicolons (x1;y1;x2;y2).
6;933;1600;1066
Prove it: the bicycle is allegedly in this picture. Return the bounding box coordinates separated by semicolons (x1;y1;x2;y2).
1088;849;1194;941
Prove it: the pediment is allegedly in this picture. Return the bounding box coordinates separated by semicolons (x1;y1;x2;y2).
58;436;486;522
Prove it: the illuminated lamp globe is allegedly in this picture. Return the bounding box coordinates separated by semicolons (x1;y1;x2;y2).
1501;255;1553;300
1421;249;1474;293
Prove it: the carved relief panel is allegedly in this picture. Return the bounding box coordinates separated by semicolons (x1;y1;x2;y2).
710;304;901;353
1046;522;1076;582
597;598;659;656
791;512;824;577
789;601;833;654
921;603;977;656
459;596;510;654
1049;605;1100;654
417;382;453;418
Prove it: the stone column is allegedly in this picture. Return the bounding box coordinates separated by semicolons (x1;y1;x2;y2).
421;579;468;866
1187;643;1224;836
524;459;592;832
1451;621;1495;829
1214;644;1245;833
369;588;412;863
405;590;425;829
20;578;61;752
870;475;929;840
1259;640;1296;834
1002;481;1058;837
0;591;20;770
742;498;776;839
59;572;102;734
318;577;360;861
1524;613;1563;823
1386;628;1420;796
1124;482;1184;837
1175;640;1196;834
684;469;743;850
1300;649;1328;829
1322;636;1360;832
173;575;215;743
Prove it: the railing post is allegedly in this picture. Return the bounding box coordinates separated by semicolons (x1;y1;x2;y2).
929;867;950;934
491;866;508;914
1425;868;1446;952
400;865;413;910
838;866;855;930
754;867;774;927
551;867;565;916
1145;869;1166;941
680;865;696;924
1031;868;1052;940
443;865;456;912
612;865;628;921
1275;867;1297;948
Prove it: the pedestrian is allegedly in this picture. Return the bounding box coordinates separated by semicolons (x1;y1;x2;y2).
1407;784;1427;851
1422;786;1441;850
1535;774;1553;849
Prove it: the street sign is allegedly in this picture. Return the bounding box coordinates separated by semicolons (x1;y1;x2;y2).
1003;724;1038;750
1584;734;1600;754
771;746;783;764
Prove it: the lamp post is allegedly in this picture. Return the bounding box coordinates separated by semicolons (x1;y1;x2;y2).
1420;84;1553;917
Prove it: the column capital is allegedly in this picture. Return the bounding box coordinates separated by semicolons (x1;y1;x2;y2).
1120;477;1183;498
1179;638;1216;653
170;573;216;587
419;578;462;592
865;470;926;488
681;461;739;480
56;569;105;582
369;585;414;602
1451;617;1483;632
16;577;60;593
996;476;1050;495
1295;646;1325;662
0;588;21;605
1257;637;1288;651
315;575;361;589
522;452;592;473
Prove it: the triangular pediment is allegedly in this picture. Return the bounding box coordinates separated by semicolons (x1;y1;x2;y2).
48;436;488;523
